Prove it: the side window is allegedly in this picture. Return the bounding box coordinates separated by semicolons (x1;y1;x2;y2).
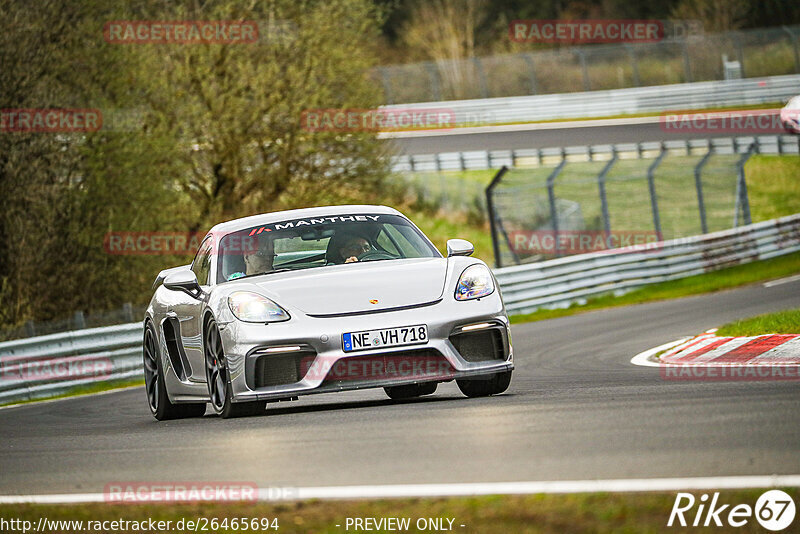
191;237;213;285
383;224;423;258
376;228;400;256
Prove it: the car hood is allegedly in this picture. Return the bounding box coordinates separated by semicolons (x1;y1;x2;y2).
254;257;448;316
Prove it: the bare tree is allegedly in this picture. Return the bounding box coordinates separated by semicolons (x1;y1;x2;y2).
400;0;489;99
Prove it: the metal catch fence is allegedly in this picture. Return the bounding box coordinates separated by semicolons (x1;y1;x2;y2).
476;136;796;267
376;26;800;104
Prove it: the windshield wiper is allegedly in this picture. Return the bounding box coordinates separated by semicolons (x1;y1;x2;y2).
359;257;397;263
233;268;292;281
260;268;292;275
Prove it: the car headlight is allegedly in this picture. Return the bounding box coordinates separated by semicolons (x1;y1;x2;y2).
455;264;495;301
228;292;290;323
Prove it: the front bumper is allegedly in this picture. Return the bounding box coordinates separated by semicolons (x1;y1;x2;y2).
219;295;513;402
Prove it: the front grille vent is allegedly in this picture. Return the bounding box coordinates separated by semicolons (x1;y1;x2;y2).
254;352;313;388
449;328;507;362
321;349;451;387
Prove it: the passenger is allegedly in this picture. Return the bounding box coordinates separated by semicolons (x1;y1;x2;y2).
227;236;275;280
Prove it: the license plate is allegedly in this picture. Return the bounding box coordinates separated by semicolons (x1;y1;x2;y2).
342;324;428;352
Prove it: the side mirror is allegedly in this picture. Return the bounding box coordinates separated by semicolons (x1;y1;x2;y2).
447;239;474;257
163;269;202;298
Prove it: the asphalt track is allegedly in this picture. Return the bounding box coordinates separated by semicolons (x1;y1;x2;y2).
391;112;785;155
1;278;799;497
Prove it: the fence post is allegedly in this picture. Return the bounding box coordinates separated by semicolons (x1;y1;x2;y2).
733;32;746;78
425;62;442;101
486;166;509;268
734;143;755;227
694;145;713;234
597;148;618;241
625;44;641;86
123;302;134;323
547;159;568;257
472;57;489;98
379;67;394;105
682;40;693;82
575;48;591;91
522;54;538;94
647;146;667;239
73;311;86;330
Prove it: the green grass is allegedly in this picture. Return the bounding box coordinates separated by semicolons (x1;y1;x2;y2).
745;155;800;223
510;251;800;324
0;379;143;408
3;489;795;533
716;309;800;337
406;208;495;264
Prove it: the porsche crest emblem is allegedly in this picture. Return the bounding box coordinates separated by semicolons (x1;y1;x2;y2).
369;299;379;304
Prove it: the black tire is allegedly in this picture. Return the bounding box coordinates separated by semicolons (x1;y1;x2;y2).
205;318;266;419
143;322;206;421
384;381;437;400
456;370;512;398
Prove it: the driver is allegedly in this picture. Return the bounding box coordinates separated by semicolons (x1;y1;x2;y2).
338;235;371;264
227;235;275;280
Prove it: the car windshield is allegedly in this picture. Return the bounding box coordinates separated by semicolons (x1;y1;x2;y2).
216;213;441;283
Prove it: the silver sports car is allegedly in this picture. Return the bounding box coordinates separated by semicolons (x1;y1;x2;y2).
143;205;513;419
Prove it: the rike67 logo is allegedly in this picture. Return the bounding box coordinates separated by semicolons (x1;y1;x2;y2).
668;490;795;530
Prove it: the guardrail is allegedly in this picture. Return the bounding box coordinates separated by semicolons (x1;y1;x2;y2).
2;213;799;404
0;323;143;404
0;302;145;342
494;213;800;315
382;74;800;127
391;135;800;173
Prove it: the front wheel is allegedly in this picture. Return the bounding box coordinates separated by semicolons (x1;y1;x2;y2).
384;381;437;400
457;370;512;398
143;322;206;421
205;319;266;418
